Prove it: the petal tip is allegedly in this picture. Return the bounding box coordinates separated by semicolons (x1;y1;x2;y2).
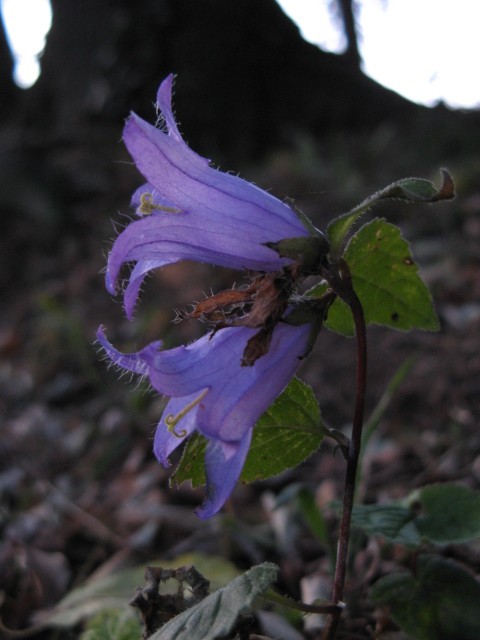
105;272;117;296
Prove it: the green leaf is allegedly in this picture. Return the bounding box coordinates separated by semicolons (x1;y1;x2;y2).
350;504;421;547
42;568;146;628
350;484;480;547
414;484;480;544
170;432;207;488
327;170;454;255
80;609;141;640
149;563;279;640
172;378;324;487
241;377;324;482
325;219;439;335
371;554;480;640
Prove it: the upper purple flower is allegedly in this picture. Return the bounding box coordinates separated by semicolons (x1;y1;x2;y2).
106;74;310;318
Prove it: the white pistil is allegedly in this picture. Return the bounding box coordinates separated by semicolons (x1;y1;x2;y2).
138;192;181;215
164;388;209;438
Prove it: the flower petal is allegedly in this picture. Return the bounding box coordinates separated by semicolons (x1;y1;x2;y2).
124;112;306;232
99;322;310;444
96;325;162;375
106;213;289;318
197;323;311;442
155;74;209;166
153;394;199;466
195;429;252;519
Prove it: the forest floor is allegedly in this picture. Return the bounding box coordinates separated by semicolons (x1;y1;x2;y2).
1;119;479;639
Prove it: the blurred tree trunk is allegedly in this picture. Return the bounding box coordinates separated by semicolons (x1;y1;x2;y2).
0;16;21;118
338;0;361;67
0;0;430;162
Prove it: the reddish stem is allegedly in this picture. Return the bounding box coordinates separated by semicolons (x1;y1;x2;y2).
321;270;367;640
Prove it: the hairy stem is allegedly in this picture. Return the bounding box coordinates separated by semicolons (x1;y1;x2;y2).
321;268;367;640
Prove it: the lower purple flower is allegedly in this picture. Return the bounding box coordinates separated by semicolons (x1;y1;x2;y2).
97;322;310;518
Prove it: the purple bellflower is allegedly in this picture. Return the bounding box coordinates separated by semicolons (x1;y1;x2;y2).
106;74;313;320
97;322;311;519
99;75;330;518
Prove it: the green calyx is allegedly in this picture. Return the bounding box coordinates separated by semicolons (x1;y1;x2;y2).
264;233;330;276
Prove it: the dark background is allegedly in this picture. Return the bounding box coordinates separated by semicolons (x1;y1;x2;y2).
1;1;479;637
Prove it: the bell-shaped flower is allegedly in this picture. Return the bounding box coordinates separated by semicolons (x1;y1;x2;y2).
97;322;311;518
99;75;332;518
106;74;314;319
